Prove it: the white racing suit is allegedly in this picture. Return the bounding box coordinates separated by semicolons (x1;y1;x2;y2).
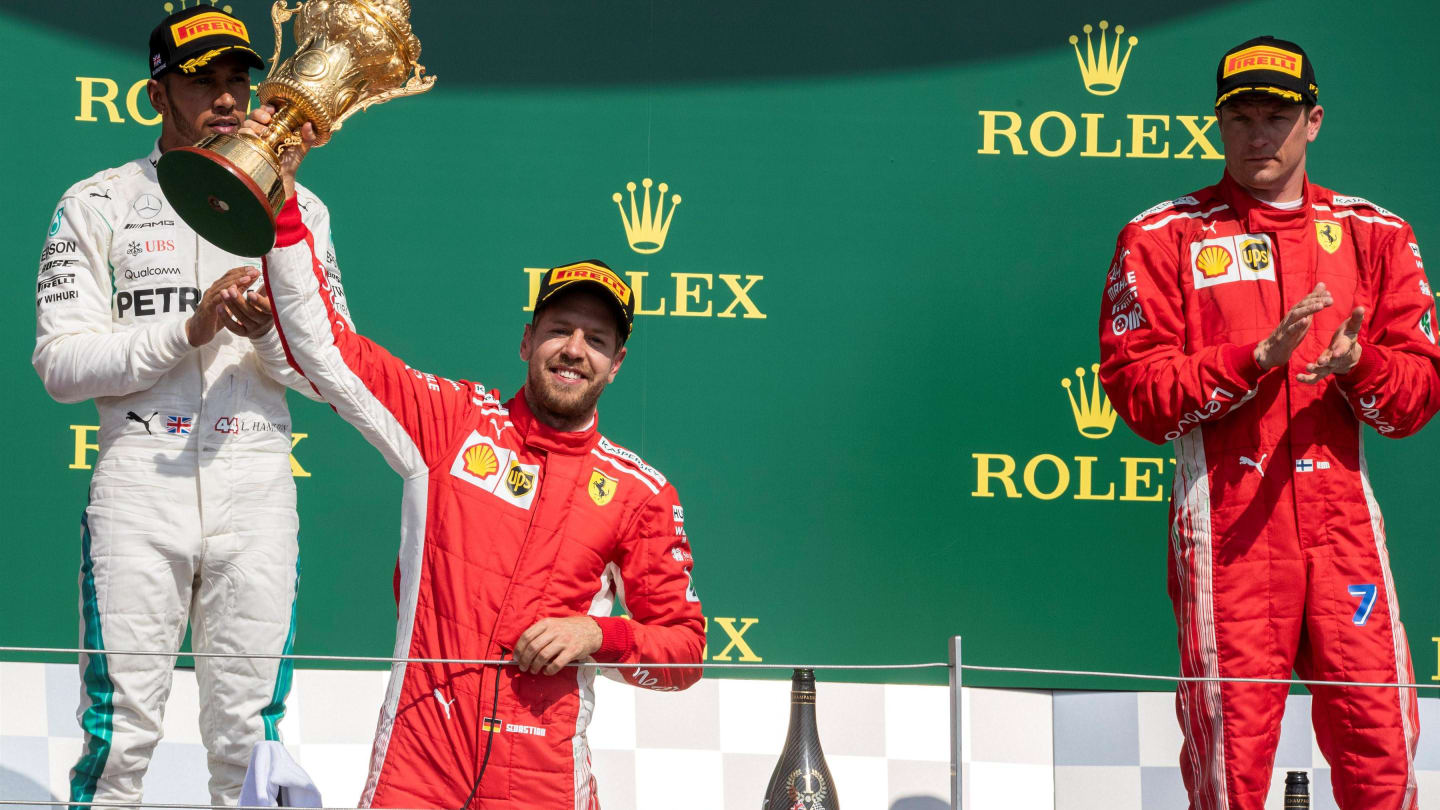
32;143;350;806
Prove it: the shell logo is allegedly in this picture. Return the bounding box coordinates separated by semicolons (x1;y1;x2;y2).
1196;245;1232;278
463;444;499;478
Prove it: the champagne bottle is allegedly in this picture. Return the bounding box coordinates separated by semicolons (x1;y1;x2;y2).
1284;771;1310;809
762;668;838;810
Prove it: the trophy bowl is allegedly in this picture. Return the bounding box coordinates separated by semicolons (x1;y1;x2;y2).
158;0;435;256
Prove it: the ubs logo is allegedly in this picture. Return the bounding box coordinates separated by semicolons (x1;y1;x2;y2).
128;239;176;256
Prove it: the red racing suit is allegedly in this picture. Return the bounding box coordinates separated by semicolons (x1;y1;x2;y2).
1099;173;1440;810
262;198;704;809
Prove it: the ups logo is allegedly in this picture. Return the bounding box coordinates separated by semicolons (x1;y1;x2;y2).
506;461;536;497
1240;239;1271;272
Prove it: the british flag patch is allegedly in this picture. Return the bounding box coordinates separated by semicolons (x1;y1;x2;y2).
165;416;193;435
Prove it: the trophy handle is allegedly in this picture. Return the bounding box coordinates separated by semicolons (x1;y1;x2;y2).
331;65;437;132
268;1;302;80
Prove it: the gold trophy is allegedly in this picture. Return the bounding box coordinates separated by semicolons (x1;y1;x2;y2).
158;0;435;256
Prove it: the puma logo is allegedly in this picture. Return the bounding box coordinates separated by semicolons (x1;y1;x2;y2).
433;689;457;720
88;190;112;200
1239;453;1267;477
1201;221;1218;235
125;410;158;435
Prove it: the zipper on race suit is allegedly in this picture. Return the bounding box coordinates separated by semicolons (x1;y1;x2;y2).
484;448;549;662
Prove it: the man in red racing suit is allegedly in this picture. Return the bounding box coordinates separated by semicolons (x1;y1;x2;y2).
1099;36;1440;810
255;118;703;806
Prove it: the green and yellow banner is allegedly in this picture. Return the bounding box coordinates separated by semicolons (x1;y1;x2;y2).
4;0;1439;687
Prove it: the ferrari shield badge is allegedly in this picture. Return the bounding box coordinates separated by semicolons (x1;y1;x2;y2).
589;468;618;506
1315;220;1343;254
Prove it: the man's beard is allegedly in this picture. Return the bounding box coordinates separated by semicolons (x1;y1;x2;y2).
526;361;607;427
174;115;204;143
160;92;205;145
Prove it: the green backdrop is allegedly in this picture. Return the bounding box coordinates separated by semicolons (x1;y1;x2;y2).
3;0;1438;689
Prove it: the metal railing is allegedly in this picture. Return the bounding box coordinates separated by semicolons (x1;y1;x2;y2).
5;638;1438;810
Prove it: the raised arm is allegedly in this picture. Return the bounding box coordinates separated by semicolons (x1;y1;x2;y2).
262;197;475;476
249;190;353;402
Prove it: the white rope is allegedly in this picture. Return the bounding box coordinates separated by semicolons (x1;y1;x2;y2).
0;795;371;801
6;645;1435;687
0;646;946;671
959;663;1440;690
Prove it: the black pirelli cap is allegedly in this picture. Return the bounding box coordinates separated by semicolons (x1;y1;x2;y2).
1215;36;1317;108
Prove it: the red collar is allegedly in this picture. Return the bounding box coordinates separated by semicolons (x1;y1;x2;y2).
507;386;601;455
1218;171;1315;233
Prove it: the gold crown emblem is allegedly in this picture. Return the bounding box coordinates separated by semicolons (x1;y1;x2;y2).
1068;21;1138;96
1062;364;1117;439
164;1;234;13
613;178;681;255
463;444;498;478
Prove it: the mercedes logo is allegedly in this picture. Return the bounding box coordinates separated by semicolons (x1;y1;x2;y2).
133;194;162;219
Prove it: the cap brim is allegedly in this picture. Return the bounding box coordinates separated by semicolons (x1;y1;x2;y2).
237;46;265;72
1216;85;1305;108
536;280;633;338
165;43;266;76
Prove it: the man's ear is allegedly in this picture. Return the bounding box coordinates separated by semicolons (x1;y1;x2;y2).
1306;104;1324;143
519;323;534;362
606;346;627;383
146;78;169;117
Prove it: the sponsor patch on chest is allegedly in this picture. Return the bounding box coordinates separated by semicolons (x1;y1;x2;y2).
1315;220;1343;254
588;468;618;506
1190;233;1276;290
449;431;540;509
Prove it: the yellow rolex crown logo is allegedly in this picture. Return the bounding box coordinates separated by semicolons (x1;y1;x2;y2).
163;0;234;13
1068;21;1138;96
1062;363;1118;439
613;178;681;255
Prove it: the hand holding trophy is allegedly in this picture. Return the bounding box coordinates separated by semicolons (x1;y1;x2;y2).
158;0;435;256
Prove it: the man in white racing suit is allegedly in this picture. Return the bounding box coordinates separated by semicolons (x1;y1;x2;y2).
31;5;350;805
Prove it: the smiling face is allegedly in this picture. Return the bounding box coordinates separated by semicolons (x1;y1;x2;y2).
1218;95;1324;202
148;51;252;152
520;288;627;431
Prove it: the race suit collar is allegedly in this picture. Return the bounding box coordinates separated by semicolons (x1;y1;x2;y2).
1218;171;1314;232
144;142;163;177
510;386;601;455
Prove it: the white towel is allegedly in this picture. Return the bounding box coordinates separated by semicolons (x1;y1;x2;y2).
239;740;324;808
